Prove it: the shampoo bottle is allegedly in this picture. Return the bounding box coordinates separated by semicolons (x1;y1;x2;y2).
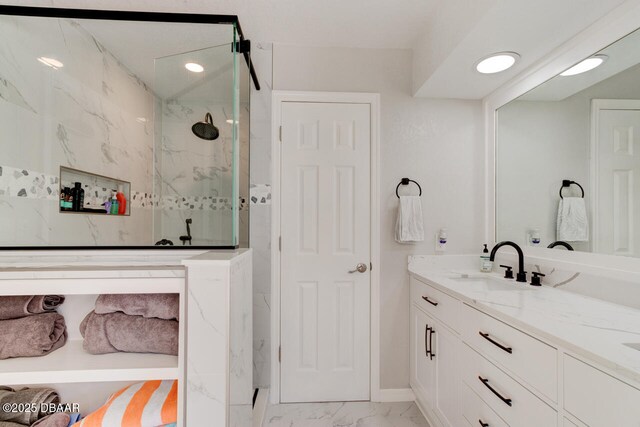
59;187;66;211
63;187;73;210
110;191;119;215
116;184;126;215
480;244;492;272
72;182;84;212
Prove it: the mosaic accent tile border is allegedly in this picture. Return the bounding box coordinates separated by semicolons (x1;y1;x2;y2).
0;166;59;200
1;165;248;211
250;184;271;205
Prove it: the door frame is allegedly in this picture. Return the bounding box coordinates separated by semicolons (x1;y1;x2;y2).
590;99;640;253
270;91;381;403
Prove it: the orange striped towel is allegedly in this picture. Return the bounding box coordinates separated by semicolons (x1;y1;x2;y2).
72;380;177;427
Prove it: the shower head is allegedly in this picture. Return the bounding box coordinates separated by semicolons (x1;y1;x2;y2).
192;112;219;141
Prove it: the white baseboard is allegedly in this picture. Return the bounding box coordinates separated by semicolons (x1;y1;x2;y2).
253;388;269;427
374;388;415;402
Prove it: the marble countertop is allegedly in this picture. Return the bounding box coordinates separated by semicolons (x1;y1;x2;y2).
0;249;251;279
0;266;185;280
181;248;251;265
409;264;640;387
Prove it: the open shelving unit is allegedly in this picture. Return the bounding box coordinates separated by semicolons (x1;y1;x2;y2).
0;340;179;385
0;269;186;424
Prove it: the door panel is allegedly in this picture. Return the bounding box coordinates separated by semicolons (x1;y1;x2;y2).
596;108;640;255
411;305;436;407
434;323;459;427
280;102;371;402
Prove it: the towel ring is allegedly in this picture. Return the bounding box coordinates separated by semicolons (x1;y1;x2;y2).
396;178;422;198
559;180;584;199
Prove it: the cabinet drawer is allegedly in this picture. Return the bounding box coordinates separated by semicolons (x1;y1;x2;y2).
461;304;557;402
461;383;509;427
564;355;640;426
411;277;460;332
461;344;557;427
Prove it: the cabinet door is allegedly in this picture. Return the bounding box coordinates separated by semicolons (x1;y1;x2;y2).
432;321;459;427
410;305;436;409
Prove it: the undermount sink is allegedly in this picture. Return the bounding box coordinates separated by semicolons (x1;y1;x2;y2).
448;274;531;291
623;343;640;352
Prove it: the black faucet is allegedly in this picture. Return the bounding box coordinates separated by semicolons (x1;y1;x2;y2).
490;241;527;283
547;241;574;251
179;218;193;246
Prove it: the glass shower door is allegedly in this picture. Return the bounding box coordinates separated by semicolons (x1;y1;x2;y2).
152;34;240;247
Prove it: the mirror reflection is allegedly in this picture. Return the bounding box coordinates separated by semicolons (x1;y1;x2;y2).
0;14;250;248
496;27;640;257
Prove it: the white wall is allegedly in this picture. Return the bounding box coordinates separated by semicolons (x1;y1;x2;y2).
497;62;640;252
272;45;484;389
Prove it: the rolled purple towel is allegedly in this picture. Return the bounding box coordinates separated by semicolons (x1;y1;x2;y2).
94;293;178;320
0;296;65;321
0;313;67;360
80;311;178;356
31;413;71;427
0;386;60;425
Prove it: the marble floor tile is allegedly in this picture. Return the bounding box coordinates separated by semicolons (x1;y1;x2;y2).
263;401;430;427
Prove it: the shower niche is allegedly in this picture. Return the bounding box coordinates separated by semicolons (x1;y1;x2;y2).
0;7;254;248
59;166;131;216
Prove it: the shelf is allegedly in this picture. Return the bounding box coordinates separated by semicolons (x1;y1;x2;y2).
59;166;131;216
0;340;179;385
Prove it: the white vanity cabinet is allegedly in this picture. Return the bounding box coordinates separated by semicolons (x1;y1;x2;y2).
409;272;640;427
563;355;640;426
410;277;460;427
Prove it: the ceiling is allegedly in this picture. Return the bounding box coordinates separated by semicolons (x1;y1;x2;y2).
76;19;242;102
519;26;640;102
0;0;632;100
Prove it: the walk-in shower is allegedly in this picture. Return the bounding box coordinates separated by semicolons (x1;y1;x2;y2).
0;6;254;248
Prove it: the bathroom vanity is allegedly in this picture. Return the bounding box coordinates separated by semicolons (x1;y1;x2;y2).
408;255;640;427
0;249;252;427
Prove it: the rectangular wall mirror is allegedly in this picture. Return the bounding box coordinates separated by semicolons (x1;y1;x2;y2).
496;26;640;257
0;7;252;249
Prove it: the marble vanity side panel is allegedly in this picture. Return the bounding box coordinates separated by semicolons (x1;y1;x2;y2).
229;250;253;427
229;250;253;404
183;262;229;426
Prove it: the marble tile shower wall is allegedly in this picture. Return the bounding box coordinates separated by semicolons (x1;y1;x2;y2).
0;16;154;245
249;42;273;387
153;99;249;246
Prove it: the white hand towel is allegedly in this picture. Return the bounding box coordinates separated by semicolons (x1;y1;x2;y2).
395;196;424;243
557;197;589;242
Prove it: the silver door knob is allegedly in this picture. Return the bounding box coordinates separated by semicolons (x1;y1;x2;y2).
348;263;368;274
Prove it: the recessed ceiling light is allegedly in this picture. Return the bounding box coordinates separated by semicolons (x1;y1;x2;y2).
185;62;204;73
560;55;608;76
475;52;520;74
37;57;64;69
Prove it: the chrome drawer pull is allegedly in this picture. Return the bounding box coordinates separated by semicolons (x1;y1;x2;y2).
479;420;489;427
421;296;439;306
479;331;513;354
479;376;512;407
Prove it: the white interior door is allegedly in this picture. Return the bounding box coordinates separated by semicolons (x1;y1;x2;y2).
280;101;371;403
595;106;640;256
